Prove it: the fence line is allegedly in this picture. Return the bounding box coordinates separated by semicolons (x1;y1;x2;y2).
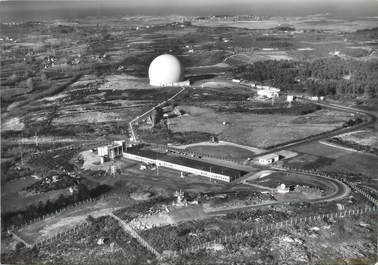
164;206;376;257
109;214;162;259
10;192;124;232
34;221;90;248
16;178;376;258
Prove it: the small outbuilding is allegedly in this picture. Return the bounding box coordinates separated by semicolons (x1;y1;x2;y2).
257;153;280;165
257;87;280;98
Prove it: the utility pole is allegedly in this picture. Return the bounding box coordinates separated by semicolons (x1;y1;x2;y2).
34;132;38;147
209;166;212;182
19;132;24;166
19;141;23;166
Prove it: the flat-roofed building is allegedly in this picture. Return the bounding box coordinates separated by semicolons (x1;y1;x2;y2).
257;87;280;98
123;148;247;183
256;153;280;165
97;140;125;159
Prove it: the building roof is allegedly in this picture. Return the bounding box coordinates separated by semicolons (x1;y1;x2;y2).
257;153;279;160
126;148;247;180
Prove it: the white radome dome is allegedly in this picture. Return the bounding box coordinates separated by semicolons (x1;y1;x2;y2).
148;54;184;86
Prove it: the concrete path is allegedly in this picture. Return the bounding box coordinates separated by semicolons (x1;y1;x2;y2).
319;140;378;158
173;140;266;154
9;231;32;248
242;181;275;191
109;213;162;259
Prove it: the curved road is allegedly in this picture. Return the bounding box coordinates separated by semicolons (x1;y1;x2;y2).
253;99;377;158
204;170;351;216
272;167;351;203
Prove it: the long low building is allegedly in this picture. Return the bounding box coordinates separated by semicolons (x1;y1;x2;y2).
123;148;247;182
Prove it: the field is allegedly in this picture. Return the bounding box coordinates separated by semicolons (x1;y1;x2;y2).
82;157;229;195
3;215;156;265
15;195;132;244
288;141;378;179
325;129;378;155
186;144;256;160
169;105;352;148
224;51;293;65
98;74;150;90
334;130;378;148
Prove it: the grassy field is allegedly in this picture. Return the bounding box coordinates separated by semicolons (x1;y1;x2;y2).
321;153;378;179
186;145;256;159
82;158;228;196
333;129;378;149
225;51;293;65
98;74;150;90
16;195;133;243
7;215;156;265
170;106;352;148
289;141;378;178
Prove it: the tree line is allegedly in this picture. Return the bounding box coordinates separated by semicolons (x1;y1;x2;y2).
233;57;378;98
1;182;111;231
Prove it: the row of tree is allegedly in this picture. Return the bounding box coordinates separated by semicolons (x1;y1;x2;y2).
1;181;111;231
233;57;378;98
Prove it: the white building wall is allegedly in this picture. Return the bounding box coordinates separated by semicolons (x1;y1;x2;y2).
98;146;109;156
157;80;190;87
257;90;279;98
258;154;279;165
123;153;156;165
123;152;231;182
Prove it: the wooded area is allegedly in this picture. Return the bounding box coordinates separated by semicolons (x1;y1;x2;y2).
233;58;378;98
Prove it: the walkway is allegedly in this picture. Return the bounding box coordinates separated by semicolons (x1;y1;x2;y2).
173;140;266;154
109;213;162;259
9;231;32;248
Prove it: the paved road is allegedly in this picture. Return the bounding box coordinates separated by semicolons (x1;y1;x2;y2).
271;167;351;203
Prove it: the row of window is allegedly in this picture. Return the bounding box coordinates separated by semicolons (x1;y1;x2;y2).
124;154;231;182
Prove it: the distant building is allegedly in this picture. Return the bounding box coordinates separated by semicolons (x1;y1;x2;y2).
257;87;280;98
210;136;218;143
276;183;290;193
309;96;324;101
97;140;126;159
329;50;342;57
257;153;280;165
287;95;295;102
158;80;190;87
